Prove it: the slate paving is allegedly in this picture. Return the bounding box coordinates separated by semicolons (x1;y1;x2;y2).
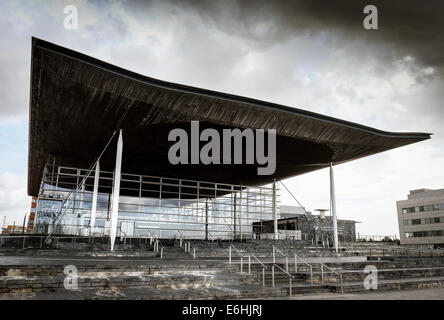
287;286;444;300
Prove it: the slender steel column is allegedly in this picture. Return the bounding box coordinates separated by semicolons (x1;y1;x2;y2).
205;198;209;240
110;130;123;251
330;162;339;252
233;193;237;238
272;180;278;240
90;159;100;231
239;185;243;241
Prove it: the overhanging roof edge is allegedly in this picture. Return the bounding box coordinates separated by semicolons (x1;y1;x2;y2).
31;37;432;141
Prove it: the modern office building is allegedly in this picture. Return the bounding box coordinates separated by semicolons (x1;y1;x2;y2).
397;188;444;248
28;37;430;251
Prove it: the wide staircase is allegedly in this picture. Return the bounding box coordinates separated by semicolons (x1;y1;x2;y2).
225;242;444;297
1;237;444;299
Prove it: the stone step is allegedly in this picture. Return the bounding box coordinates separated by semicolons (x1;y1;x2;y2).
245;259;444;272
0;269;249;294
328;276;444;293
0;263;236;277
243;264;444;287
326;267;444;282
0;283;289;300
270;267;444;284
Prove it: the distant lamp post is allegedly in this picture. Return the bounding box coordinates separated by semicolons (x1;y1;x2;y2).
1;216;5;234
23;213;27;234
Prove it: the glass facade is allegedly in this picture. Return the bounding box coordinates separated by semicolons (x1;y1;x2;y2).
33;164;280;239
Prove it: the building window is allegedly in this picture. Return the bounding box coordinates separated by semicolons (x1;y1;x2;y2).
407;230;444;238
402;203;444;214
403;217;444;226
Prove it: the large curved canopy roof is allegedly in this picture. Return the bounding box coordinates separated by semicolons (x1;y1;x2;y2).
28;37;431;197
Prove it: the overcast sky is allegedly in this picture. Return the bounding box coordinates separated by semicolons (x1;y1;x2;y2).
0;0;443;237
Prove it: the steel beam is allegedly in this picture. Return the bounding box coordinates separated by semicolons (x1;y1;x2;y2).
239;186;243;241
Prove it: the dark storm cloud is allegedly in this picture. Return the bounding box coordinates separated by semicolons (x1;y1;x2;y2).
162;0;444;75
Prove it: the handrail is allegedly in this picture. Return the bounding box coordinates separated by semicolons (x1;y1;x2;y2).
294;252;313;284
273;263;294;278
230;244;268;269
156;238;164;249
321;263;343;294
321;263;340;276
230;244;246;258
229;244;267;287
294;252;310;267
250;252;268;269
273;245;289;271
177;231;196;259
271;263;295;296
144;231;164;256
274;245;287;258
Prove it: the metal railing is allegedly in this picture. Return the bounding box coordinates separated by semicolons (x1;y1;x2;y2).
294;252;313;284
272;263;295;296
320;263;343;294
272;245;289;271
229;244;267;286
177;231;197;259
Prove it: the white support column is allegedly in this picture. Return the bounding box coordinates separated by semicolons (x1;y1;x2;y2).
272;180;278;240
239;185;242;241
90;159;100;231
110;130;123;251
330;162;339;253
